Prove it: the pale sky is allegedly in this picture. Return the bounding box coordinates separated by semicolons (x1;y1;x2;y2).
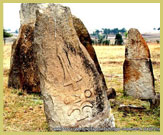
3;3;160;33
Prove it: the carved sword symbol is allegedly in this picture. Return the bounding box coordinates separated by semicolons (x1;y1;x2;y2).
59;54;82;90
54;9;82;91
57;45;82;91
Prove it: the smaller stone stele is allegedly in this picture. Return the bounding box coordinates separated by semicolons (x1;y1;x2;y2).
123;28;155;100
8;3;43;93
8;24;40;93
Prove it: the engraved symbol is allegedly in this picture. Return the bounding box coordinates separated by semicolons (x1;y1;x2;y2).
57;45;82;91
54;7;82;91
84;89;92;98
67;101;93;117
65;88;94;120
64;95;81;105
68;105;81;116
82;106;93;119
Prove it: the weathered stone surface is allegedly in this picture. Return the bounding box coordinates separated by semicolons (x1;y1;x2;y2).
8;3;41;93
8;3;108;94
72;16;107;88
8;24;40;93
34;4;114;130
125;29;151;60
123;28;155;99
19;3;49;26
118;104;146;113
149;92;160;109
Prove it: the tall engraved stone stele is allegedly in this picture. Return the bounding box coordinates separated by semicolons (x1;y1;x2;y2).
8;3;108;94
34;4;114;130
123;28;155;99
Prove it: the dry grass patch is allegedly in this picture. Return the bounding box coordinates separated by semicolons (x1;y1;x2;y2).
94;44;160;128
3;43;160;131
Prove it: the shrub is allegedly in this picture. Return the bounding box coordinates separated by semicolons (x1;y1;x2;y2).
156;40;160;44
115;33;123;45
103;40;110;45
3;29;13;38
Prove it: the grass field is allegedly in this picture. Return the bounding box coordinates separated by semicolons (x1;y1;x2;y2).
3;43;160;131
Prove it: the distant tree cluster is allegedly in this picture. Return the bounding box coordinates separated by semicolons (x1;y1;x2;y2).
153;27;160;31
3;29;13;38
90;28;127;45
3;29;13;45
91;28;127;37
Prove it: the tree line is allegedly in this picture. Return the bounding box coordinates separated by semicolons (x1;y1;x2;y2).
90;28;127;45
91;28;127;36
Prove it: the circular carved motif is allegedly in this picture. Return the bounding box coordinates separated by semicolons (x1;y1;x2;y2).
84;89;92;98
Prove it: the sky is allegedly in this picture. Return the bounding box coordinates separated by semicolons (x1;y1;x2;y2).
3;3;160;34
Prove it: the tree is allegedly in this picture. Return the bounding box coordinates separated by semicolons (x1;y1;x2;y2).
115;33;123;45
112;28;119;35
15;29;19;33
3;29;13;38
124;31;128;38
103;40;110;45
3;29;13;44
102;28;111;35
120;28;127;34
95;30;100;36
98;35;105;45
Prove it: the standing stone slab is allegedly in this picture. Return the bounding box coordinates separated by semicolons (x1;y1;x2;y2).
34;4;114;130
7;3;46;92
8;24;40;92
72;16;107;88
8;3;107;94
123;28;155;99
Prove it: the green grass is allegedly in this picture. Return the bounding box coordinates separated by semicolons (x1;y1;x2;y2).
108;80;160;128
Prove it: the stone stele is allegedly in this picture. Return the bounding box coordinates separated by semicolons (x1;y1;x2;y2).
123;28;155;99
7;4;48;92
8;3;108;95
33;4;115;130
72;16;106;87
